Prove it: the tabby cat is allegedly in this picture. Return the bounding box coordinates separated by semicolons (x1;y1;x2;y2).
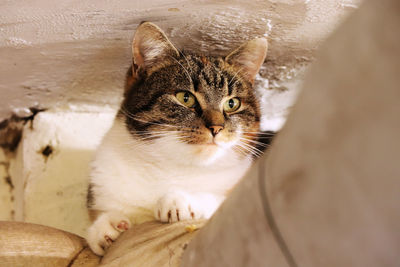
86;22;269;255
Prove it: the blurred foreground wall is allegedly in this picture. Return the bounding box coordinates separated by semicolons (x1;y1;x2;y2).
182;0;400;266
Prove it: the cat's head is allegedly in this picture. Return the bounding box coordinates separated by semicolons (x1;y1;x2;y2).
120;22;267;164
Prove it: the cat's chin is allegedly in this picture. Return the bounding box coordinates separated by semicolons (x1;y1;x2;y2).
142;133;241;166
186;140;239;166
191;146;227;166
193;143;220;152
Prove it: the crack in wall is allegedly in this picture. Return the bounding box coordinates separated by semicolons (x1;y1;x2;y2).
0;160;14;219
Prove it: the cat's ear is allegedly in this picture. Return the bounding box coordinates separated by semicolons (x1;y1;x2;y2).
131;22;179;75
225;38;268;84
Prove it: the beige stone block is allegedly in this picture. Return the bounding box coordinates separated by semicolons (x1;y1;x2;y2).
10;108;115;237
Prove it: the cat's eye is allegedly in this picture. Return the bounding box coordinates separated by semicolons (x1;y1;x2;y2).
223;98;241;113
176;92;196;108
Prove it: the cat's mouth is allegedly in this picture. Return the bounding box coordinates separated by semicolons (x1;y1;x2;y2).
196;138;237;150
185;132;238;148
178;128;239;151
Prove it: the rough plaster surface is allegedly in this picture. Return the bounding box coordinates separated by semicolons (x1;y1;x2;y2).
0;0;360;121
0;148;13;220
8;107;115;236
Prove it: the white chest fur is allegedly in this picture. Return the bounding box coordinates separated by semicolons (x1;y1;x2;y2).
90;117;253;223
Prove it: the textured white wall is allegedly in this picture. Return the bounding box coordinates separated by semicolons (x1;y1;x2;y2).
0;0;360;121
6;107;116;236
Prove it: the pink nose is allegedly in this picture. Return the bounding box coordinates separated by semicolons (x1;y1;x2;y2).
208;125;224;136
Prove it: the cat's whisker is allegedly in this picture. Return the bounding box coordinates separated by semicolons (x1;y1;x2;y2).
232;146;249;158
129;131;191;144
179;50;194;75
134;133;180;140
240;141;264;155
130;118;179;130
132;130;180;135
236;141;263;158
228;67;244;86
238;138;262;149
239;137;270;148
132;127;194;133
131;129;194;139
168;55;193;86
239;140;268;149
235;143;256;157
134;132;190;143
120;109;177;129
242;131;275;136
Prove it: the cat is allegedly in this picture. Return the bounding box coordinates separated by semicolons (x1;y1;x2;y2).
86;21;270;256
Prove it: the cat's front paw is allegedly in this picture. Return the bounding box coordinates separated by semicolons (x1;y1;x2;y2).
155;191;201;223
87;211;131;256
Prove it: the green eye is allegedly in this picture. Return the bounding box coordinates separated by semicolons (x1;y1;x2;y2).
176;92;196;108
223;98;241;113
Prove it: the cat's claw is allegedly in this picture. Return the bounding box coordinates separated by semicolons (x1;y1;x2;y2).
105;235;114;245
155;191;201;223
87;211;131;256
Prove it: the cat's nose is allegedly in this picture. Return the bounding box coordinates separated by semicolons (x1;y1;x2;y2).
208;125;224;136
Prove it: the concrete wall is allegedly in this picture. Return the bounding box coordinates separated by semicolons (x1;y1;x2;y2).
0;0;360;121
